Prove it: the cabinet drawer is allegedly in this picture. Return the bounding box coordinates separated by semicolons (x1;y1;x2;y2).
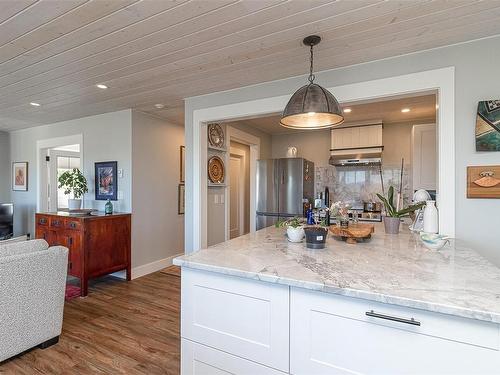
291;288;500;375
65;219;82;231
36;215;49;226
181;269;289;373
49;217;65;228
182;339;286;375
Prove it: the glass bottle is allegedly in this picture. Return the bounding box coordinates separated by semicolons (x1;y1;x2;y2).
105;199;113;215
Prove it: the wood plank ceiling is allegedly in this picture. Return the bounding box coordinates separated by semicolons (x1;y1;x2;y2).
1;0;500;131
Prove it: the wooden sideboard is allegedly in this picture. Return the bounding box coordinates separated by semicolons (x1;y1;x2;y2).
35;212;131;297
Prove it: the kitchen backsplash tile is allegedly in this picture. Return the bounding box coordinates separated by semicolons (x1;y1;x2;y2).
315;164;412;208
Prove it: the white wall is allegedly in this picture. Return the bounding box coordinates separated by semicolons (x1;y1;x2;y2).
131;111;185;269
0;131;10;202
271;130;331;167
228;121;272;159
9;110;132;237
185;36;500;265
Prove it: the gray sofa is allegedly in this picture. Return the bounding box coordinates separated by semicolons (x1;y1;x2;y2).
0;239;68;362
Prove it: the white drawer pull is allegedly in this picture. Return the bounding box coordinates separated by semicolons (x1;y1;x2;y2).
366;310;421;326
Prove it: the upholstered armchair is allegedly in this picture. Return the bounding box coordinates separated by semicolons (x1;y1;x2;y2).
0;239;68;362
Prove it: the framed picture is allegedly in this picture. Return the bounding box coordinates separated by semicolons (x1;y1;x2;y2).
180;145;185;183
476;100;500;151
12;162;28;191
95;161;118;200
178;184;185;215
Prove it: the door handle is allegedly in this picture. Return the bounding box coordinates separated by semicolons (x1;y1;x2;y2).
366;310;421;326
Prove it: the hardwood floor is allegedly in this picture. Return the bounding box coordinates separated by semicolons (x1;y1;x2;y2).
0;267;181;374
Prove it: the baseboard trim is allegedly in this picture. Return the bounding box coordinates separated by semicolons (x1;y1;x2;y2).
110;253;183;280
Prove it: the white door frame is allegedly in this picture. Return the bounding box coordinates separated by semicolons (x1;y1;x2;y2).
187;67;455;252
36;134;83;212
227;126;260;239
48;149;81;212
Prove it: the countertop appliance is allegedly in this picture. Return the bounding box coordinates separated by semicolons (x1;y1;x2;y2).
256;158;314;230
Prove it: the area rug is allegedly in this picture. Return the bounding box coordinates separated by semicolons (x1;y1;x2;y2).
65;284;81;301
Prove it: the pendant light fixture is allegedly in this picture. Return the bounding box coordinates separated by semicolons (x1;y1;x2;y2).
280;35;344;130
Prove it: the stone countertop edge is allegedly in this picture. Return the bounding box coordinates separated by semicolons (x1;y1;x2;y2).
173;257;500;325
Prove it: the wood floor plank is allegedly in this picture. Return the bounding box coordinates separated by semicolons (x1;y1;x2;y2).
0;270;181;374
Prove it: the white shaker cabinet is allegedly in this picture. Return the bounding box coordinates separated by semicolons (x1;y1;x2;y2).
181;268;290;373
182;339;286;375
290;287;500;375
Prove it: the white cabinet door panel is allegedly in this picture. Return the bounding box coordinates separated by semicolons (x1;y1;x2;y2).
181;268;289;372
290;287;500;375
412;123;437;191
182;339;286;375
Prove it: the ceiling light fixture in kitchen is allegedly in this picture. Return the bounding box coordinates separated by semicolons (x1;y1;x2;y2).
401;108;411;113
96;84;108;89
280;35;344;130
154;104;165;109
343;108;352;113
30;102;40;107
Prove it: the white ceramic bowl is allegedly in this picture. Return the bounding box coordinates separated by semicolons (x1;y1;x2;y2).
419;232;450;250
286;226;305;243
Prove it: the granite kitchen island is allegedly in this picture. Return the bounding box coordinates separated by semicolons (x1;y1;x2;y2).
174;224;500;374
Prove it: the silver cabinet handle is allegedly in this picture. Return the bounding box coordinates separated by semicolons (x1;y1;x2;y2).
366;310;421;326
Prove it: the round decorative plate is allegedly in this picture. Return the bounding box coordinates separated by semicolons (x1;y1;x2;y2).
208;123;224;148
208;156;225;183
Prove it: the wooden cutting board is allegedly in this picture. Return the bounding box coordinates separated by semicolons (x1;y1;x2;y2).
329;223;375;244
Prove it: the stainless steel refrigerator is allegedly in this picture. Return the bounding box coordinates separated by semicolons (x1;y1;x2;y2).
256;158;315;230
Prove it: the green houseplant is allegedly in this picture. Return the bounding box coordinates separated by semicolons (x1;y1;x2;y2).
58;168;88;211
376;186;424;234
276;217;305;243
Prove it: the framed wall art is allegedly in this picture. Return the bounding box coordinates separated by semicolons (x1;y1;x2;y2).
95;161;117;200
12;162;28;191
476;100;500;151
178;184;185;215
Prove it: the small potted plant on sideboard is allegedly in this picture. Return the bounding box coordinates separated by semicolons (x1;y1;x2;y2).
58;168;88;211
376;186;424;234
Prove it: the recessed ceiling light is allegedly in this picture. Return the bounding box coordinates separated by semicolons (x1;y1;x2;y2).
30;102;41;107
401;108;411;113
343;108;352;113
96;84;108;89
154;104;165;109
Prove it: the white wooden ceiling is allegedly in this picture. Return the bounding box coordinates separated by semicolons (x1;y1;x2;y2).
224;93;437;135
0;0;499;131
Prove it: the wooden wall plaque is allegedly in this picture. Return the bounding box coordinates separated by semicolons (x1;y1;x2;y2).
467;165;500;198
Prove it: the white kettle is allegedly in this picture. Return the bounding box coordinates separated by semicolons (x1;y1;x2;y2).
286;146;298;158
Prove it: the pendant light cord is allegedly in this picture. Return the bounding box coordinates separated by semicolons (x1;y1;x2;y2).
308;43;315;83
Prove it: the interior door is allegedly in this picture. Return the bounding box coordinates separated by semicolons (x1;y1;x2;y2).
229;155;243;239
278;158;303;216
48;150;81;211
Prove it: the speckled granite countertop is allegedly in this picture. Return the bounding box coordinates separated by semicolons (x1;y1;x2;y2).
174;224;500;323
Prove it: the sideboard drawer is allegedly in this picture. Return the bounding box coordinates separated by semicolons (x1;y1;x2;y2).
36;215;49;226
49;217;65;228
66;219;82;231
291;288;500;375
182;339;286;375
181;268;289;373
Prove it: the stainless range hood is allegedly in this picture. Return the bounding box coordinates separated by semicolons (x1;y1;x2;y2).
329;146;383;166
330;122;383;167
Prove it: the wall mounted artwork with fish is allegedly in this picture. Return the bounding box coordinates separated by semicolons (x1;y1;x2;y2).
476;100;500;151
467;165;500;198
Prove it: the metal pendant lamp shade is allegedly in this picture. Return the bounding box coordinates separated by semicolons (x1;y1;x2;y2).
280;36;344;130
